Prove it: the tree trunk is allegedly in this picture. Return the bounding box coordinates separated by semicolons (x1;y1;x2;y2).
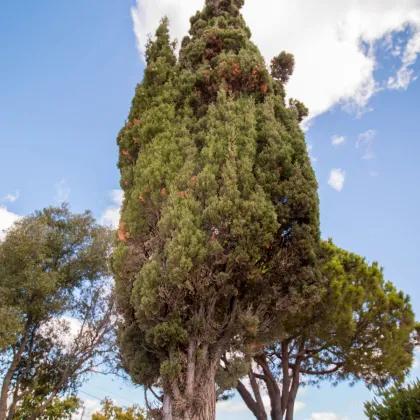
189;376;216;420
285;397;295;420
163;393;173;420
284;382;299;420
284;356;301;420
255;355;282;420
0;323;31;420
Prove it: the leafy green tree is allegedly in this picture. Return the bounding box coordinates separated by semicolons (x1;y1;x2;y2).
114;1;320;418
92;398;148;420
13;395;80;420
270;52;295;84
0;307;22;351
0;205;115;420
365;380;420;420
288;99;309;123
231;241;418;420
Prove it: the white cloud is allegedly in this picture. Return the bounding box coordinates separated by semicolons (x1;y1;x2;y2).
388;28;420;89
0;206;20;241
100;190;124;229
39;316;83;349
217;397;305;415
55;179;71;203
328;169;346;191
79;398;102;419
332;136;346;147
217;399;247;413
307;144;317;163
413;349;420;369
357;129;376;159
131;0;420;121
369;170;379;177
2;191;20;203
311;413;349;420
295;401;306;413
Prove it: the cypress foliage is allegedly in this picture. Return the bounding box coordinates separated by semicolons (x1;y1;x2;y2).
113;1;320;418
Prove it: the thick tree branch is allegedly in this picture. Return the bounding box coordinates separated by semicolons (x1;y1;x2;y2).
237;379;266;420
249;370;267;420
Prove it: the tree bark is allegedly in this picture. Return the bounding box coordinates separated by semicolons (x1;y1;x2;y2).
249;370;267;419
237;379;267;420
0;321;31;420
163;393;173;420
189;375;216;420
255;355;282;420
284;381;299;420
284;341;303;420
281;341;291;416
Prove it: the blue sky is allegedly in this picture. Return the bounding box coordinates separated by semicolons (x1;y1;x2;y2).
1;1;420;419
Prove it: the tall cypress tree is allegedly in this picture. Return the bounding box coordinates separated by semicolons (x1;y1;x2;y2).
113;1;320;419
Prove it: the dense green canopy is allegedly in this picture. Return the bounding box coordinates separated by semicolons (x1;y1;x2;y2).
0;206;114;420
365;380;420;420
113;0;320;418
233;240;418;420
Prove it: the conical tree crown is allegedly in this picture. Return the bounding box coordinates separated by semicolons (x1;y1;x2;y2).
116;18;178;224
179;0;270;110
114;0;321;413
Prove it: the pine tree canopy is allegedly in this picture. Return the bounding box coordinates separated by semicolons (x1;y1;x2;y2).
113;1;321;418
365;380;420;420
231;240;418;420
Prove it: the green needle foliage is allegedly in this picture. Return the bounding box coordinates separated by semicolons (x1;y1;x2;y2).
233;240;418;420
113;1;320;418
365;380;420;420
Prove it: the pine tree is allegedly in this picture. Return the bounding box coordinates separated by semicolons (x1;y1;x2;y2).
365;380;420;420
232;240;418;420
113;1;320;418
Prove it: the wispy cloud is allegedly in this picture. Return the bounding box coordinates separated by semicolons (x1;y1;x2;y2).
357;129;376;160
332;136;346;147
2;191;20;203
0;206;21;241
217;400;248;414
217;396;305;415
388;28;420;90
311;413;349;420
100;190;124;229
307;144;317;163
328;169;346;192
413;349;420;369
78;398;102;419
55;179;71;203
